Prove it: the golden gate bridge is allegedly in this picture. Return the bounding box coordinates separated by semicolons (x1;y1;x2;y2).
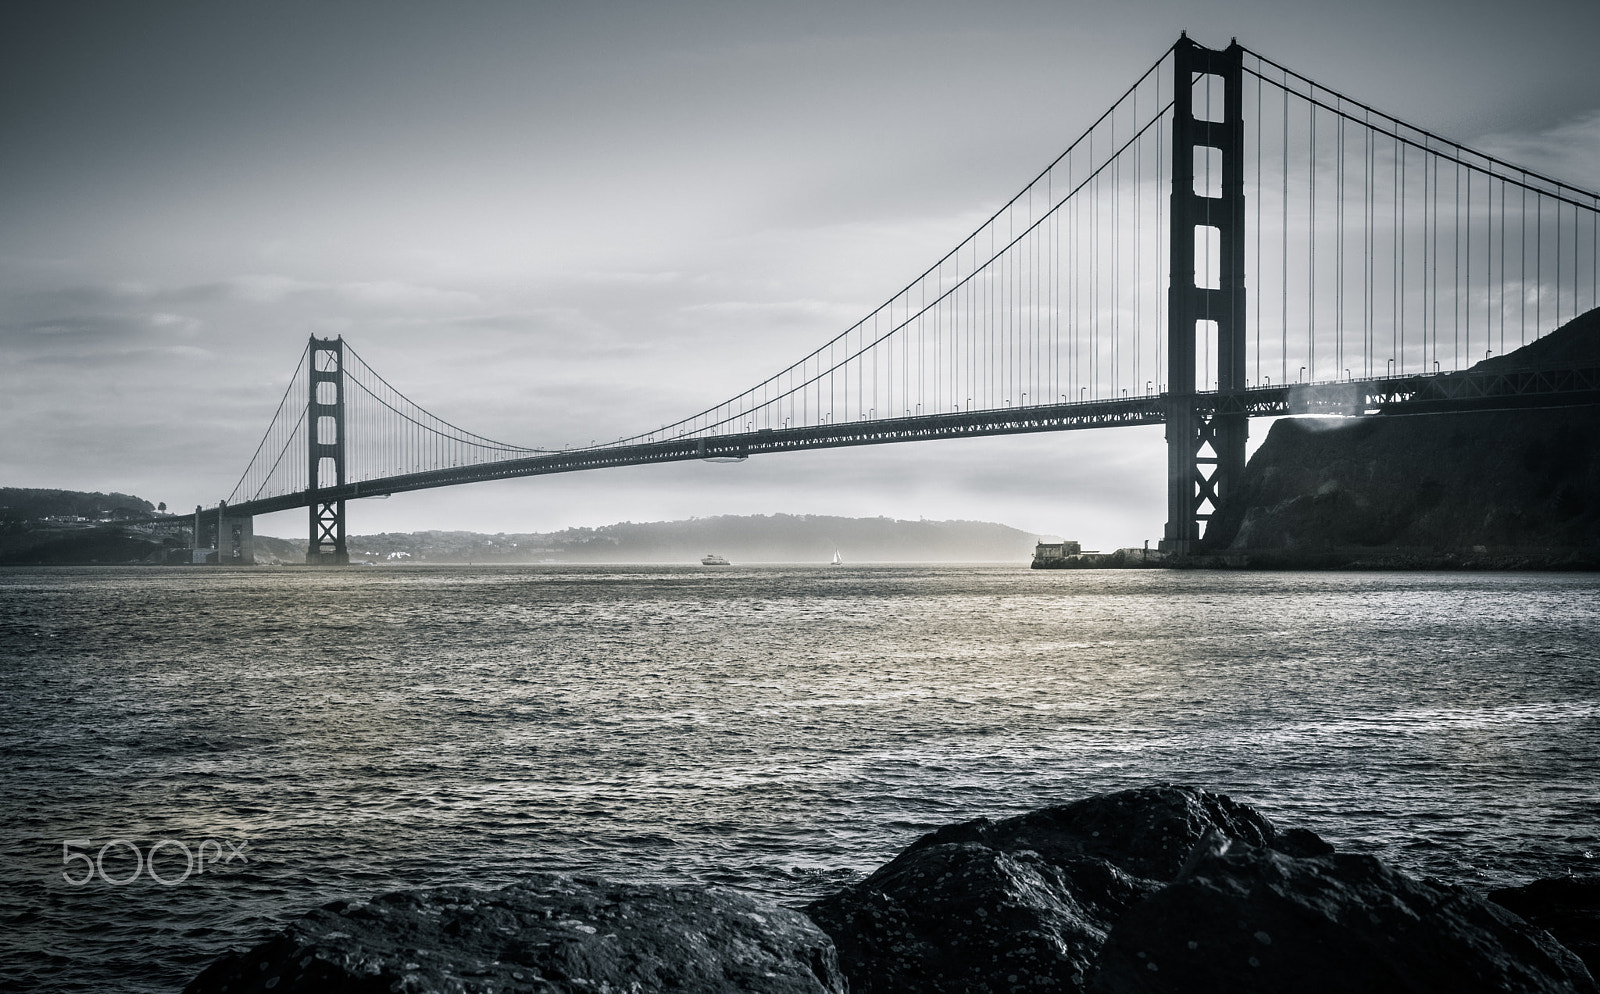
181;35;1600;563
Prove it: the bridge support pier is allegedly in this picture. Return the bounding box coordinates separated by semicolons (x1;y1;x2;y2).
307;499;347;565
220;503;255;565
1161;35;1248;555
306;336;349;565
188;501;255;564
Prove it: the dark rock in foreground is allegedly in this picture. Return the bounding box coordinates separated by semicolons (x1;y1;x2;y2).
804;784;1333;994
1493;876;1600;979
1089;837;1597;993
184;786;1600;994
182;873;844;994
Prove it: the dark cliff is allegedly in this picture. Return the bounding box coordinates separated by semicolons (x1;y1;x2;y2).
1203;309;1600;567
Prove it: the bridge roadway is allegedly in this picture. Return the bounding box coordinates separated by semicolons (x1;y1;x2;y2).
203;362;1598;520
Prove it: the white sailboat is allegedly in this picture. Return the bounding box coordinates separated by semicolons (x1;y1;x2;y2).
830;550;842;566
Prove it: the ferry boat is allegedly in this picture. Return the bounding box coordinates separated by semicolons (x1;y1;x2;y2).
700;553;730;566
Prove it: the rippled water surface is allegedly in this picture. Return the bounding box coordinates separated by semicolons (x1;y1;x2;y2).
2;565;1597;992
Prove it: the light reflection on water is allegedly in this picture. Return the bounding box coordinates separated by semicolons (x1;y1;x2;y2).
1;565;1597;993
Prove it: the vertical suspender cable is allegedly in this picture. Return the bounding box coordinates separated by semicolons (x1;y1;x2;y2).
1556;195;1563;329
1281;80;1288;384
1396;131;1402;372
1480;174;1489;357
1308;90;1317;380
1091;138;1098;400
1112;112;1120;397
1158;62;1165;394
1465;162;1472;364
1364;117;1372;375
1427;156;1434;368
1491;178;1504;356
1254;67;1261;384
1336;113;1345;376
1520;182;1527;346
1088;157;1095;399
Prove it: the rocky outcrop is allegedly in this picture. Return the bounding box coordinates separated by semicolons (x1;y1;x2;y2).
1202;308;1600;566
1202;410;1600;564
1493;876;1600;978
184;787;1600;994
803;784;1332;994
1090;837;1596;993
806;785;1597;993
182;874;845;994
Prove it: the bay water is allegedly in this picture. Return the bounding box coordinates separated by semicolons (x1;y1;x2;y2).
2;565;1597;992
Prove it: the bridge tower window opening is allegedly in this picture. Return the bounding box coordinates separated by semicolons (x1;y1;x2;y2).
1197;319;1219;392
1196;225;1221;291
1194;146;1222;199
1192;71;1226;125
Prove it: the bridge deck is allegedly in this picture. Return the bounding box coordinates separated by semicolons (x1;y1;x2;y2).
210;364;1598;520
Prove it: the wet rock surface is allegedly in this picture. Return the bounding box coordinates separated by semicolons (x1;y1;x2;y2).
804;784;1333;993
182;873;845;994
805;839;1153;993
184;786;1599;994
1493;876;1600;979
1089;842;1598;994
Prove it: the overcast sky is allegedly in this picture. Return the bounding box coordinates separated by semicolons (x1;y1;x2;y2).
3;0;1597;548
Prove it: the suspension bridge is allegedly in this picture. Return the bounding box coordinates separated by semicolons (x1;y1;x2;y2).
185;34;1600;564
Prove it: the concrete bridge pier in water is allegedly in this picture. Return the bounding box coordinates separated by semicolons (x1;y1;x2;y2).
191;502;256;565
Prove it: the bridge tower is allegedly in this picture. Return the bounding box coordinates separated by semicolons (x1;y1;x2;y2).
306;336;349;564
1162;35;1248;555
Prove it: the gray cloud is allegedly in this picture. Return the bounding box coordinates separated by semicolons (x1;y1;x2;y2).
1478;111;1600;190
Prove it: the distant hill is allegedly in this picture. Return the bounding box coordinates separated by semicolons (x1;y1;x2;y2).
0;488;155;523
343;514;1038;564
252;534;308;565
0;500;1040;566
0;488;175;565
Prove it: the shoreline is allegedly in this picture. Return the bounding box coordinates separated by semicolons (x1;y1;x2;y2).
1032;549;1600;571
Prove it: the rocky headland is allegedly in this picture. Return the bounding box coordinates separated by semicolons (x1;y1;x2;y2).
1200;308;1600;569
1021;310;1596;571
184;785;1599;993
